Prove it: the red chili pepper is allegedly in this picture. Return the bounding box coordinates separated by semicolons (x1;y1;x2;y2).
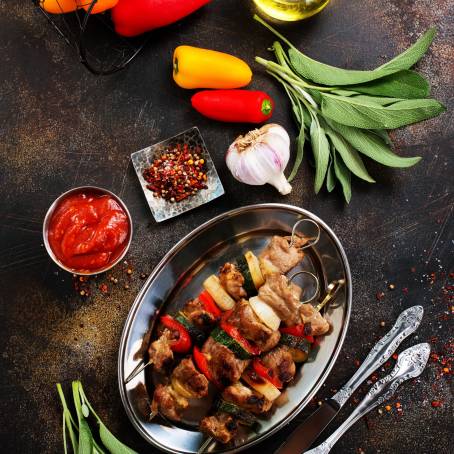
220;320;261;356
160;315;192;353
199;290;222;317
193;346;213;382
191;90;274;123
280;324;315;343
252;358;283;389
111;0;211;37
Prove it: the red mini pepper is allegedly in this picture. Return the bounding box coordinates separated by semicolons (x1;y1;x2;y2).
191;90;274;123
199;290;222;318
193;346;213;382
280;324;315;343
220;320;261;356
160;315;192;353
111;0;211;37
252;358;283;389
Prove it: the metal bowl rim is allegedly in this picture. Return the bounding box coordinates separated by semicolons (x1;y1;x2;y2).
117;203;352;453
42;185;133;276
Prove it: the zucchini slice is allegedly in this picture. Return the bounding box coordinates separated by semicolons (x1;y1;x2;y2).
236;256;256;296
245;251;265;289
242;373;281;401
203;275;235;311
217;400;258;427
249;296;281;331
280;334;311;363
211;326;252;360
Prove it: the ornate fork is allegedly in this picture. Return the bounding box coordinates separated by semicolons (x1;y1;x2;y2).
305;342;431;454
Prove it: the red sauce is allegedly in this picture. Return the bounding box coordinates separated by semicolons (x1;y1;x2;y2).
48;191;130;273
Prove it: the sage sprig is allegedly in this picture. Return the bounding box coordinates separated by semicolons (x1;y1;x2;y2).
254;15;446;202
57;381;138;454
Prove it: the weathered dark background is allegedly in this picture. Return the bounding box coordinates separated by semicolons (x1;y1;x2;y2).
0;0;452;453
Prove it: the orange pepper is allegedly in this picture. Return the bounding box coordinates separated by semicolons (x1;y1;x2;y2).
40;0;77;14
173;46;253;89
79;0;119;14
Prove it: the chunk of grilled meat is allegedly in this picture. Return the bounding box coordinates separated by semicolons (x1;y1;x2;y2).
259;235;308;275
300;304;330;336
202;337;249;386
261;345;296;384
258;273;302;326
200;412;238;444
227;300;281;352
151;384;188;421
172;357;209;398
222;382;273;415
147;329;174;370
182;297;217;331
219;263;247;300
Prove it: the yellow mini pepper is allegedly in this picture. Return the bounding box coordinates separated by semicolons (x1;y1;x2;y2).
173;46;253;89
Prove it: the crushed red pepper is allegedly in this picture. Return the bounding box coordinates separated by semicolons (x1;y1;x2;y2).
143;143;208;203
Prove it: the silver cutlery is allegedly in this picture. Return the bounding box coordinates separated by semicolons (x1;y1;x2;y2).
305;342;431;454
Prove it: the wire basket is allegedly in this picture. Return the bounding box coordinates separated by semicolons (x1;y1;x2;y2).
34;0;149;75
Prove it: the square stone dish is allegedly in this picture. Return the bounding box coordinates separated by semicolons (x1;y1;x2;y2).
131;127;225;222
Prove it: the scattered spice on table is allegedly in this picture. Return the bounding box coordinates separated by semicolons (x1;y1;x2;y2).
142;143;208;203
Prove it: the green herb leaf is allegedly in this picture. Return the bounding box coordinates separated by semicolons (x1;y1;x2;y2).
325;127;375;182
331;93;405;106
288;122;305;182
372;129;392;144
333;151;352;203
310;118;330;193
376;28;437;72
343;70;430;99
98;424;138;454
72;382;93;454
321;94;445;129
326;156;336;192
328;120;421;167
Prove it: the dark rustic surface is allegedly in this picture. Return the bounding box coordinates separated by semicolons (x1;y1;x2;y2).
1;1;453;453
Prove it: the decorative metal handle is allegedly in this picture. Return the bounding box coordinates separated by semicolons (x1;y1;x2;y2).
331;305;423;407
306;343;430;454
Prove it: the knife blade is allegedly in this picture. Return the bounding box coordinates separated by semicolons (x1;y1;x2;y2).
274;305;424;454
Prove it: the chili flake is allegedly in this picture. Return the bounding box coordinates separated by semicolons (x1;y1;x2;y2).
143;143;208;203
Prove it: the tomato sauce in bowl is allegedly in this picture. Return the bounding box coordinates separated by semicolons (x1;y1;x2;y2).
44;187;132;274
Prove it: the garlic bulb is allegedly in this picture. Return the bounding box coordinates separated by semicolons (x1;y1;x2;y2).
226;124;292;195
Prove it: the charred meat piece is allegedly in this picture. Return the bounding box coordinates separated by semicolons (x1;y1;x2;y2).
227;300;281;352
259;235;308;275
258;273;302;326
261;346;296;384
172;357;209;398
147;329;174;370
202;337;249;386
182;297;217;331
222;382;273;415
151;384;188;421
300;304;330;336
200;412;238;444
219;263;247;300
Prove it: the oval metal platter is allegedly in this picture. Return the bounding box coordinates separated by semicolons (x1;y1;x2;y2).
118;204;352;454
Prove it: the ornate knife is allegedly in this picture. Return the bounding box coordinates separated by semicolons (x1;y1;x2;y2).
274;305;424;454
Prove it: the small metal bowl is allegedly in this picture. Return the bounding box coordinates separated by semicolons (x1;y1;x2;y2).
43;186;133;276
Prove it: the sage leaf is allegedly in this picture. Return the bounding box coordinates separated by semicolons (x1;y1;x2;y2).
325;127;375;182
376;28;436;72
326;156;336;192
321;94;445;129
310;118;330;193
372;129;392;145
333;152;352;203
328;120;421;167
331;94;405;106
288;122;305;182
343;70;430;99
73;382;94;454
99;423;138;454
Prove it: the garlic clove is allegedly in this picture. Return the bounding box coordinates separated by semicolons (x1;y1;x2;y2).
268;172;292;195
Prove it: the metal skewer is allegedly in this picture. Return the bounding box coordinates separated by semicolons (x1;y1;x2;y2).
197;436;215;454
315;279;345;313
124;358;153;384
290;219;321;249
288;270;320;304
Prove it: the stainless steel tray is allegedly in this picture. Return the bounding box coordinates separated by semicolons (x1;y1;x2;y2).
118;204;352;454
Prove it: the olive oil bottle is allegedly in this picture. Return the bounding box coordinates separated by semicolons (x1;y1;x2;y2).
253;0;330;21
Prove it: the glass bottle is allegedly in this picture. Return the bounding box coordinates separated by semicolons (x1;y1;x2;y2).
253;0;331;22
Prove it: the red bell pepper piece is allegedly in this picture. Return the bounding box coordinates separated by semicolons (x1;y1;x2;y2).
252;358;283;389
111;0;212;37
193;346;213;382
191;90;274;123
160;315;192;353
280;324;315;343
220;320;261;356
199;290;222;317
